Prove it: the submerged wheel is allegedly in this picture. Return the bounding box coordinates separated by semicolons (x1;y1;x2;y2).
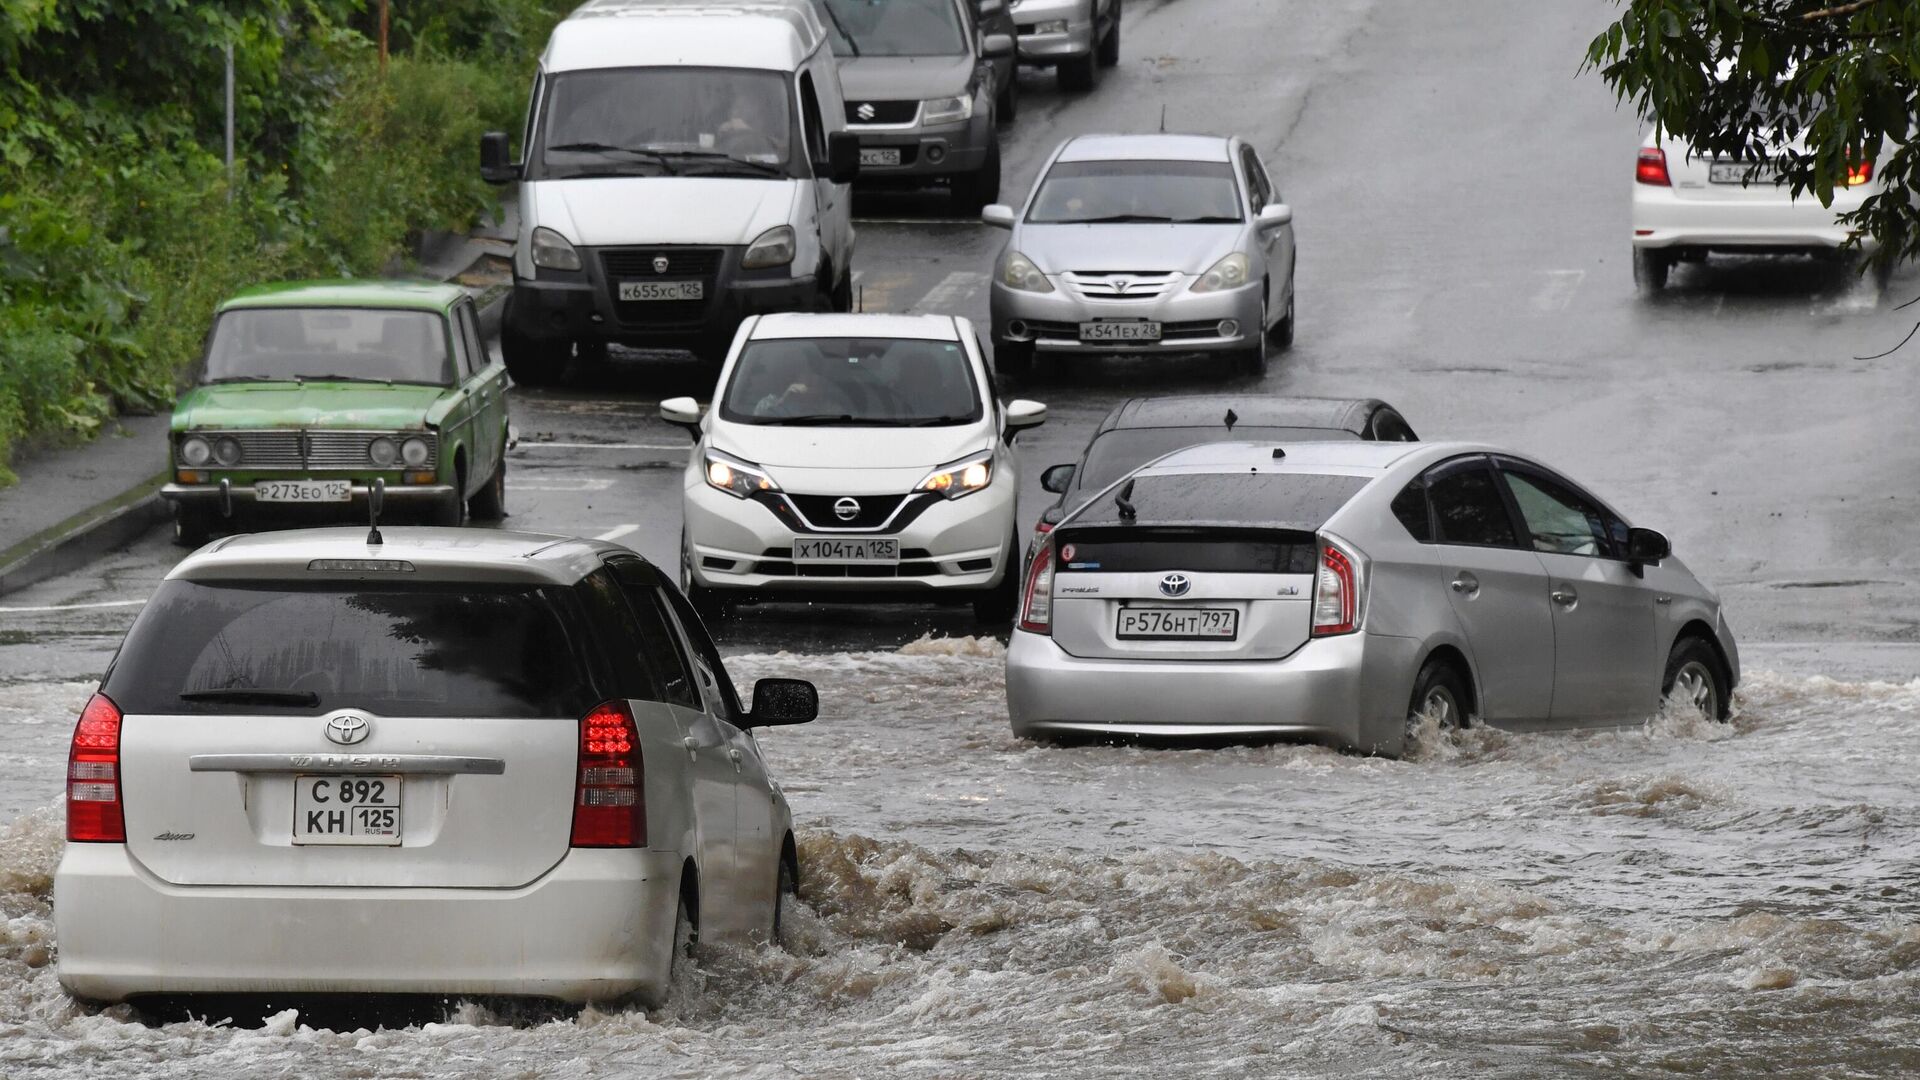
1407;657;1470;737
772;850;798;948
1633;247;1671;293
1662;637;1730;721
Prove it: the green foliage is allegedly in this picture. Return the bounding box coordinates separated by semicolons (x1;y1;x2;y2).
0;0;570;479
1585;0;1919;265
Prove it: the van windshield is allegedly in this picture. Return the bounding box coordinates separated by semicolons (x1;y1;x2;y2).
536;67;797;180
819;0;967;57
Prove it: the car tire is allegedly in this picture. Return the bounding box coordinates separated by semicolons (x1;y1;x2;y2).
995;339;1034;379
772;850;798;949
831;269;854;313
1058;51;1097;91
1269;287;1295;350
972;532;1022;623
1096;3;1121;67
1633;247;1671;293
468;457;506;521
996;75;1018;124
1662;636;1731;721
501;308;565;388
1406;657;1470;740
951;137;1002;214
172;507;213;549
1237;301;1270;376
432;464;468;527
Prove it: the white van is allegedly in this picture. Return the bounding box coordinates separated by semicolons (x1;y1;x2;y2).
481;0;861;385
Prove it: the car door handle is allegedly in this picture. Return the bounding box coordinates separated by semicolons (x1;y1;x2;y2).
1449;572;1479;596
682;736;699;761
1655;595;1673;605
727;747;743;773
1551;587;1578;607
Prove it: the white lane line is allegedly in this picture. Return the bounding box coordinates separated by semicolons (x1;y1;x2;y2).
1531;270;1585;313
909;270;989;315
517;441;689;451
512;477;617;492
0;598;147;614
595;524;641;542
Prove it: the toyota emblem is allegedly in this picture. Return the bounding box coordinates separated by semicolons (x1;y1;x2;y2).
652;255;670;274
1112;278;1132;294
856;103;877;121
1158;573;1192;598
324;714;371;746
833;497;862;521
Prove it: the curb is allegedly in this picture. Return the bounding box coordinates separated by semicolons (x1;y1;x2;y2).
0;471;171;596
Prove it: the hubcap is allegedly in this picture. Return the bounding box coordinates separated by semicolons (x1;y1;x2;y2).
1672;661;1718;718
1417;686;1458;729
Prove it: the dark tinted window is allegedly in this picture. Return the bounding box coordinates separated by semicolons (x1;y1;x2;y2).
658;585;745;720
1427;460;1521;548
1071;472;1370;529
574;569;662;701
1077;427;1359;491
1501;469;1618;558
1390;479;1433;542
1056;528;1317;573
609;561;699;709
103;579;597;717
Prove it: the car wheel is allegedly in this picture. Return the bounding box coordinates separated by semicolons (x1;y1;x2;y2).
433;464;468;527
831;269;854;313
995;339;1034;379
1058;51;1097;91
672;889;699;971
172;507;213;549
1632;247;1671;293
468;457;506;521
772;851;798;949
1662;637;1730;721
1406;657;1470;741
501;307;565;388
1237;301;1270;376
951;137;1002;214
996;75;1018;124
972;532;1022;623
1269;287;1295;350
1096;2;1121;67
574;338;610;372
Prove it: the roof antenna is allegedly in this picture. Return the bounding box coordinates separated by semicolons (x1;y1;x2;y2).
1114;477;1137;521
1158;105;1167;134
367;478;386;546
1224;407;1238;431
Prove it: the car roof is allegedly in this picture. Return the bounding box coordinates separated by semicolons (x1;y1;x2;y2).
1056;134;1234;164
218;280;465;314
547;0;826;73
1100;395;1386;435
749;312;962;341
169;528;642;587
1141;440;1444;475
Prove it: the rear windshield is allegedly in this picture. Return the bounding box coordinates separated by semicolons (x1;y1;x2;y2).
103;580;600;718
1078;427;1359;492
1071;472;1371;529
1055;527;1318;573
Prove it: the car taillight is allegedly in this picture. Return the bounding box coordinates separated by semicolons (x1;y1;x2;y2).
1636;148;1671;186
1018;538;1054;634
571;700;646;848
67;693;125;843
1311;541;1359;637
1847;160;1873;186
1033;521;1053;535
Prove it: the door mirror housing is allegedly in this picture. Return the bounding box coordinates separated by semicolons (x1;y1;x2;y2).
981;203;1016;229
975;0;1007;14
1256;202;1293;229
821;131;861;184
981;31;1014;58
1039;463;1076;493
1003;399;1047;441
660;396;704;438
1626;527;1670;567
746;677;818;727
479;131;520;185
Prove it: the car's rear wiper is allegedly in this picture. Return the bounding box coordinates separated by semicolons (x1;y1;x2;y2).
179;688;321;707
545;142;679;174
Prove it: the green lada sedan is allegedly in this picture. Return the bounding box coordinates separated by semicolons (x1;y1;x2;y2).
162;281;511;545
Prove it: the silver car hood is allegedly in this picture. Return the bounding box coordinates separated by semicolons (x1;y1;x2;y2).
1014;223;1243;275
838;55;976;102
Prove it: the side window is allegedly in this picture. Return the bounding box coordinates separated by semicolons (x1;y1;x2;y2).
607;561;699;709
445;312;471;381
658;585;746;721
1500;468;1617;559
572;569;662;702
1390;478;1433;543
1426;459;1521;549
521;71;544;161
797;72;826;165
456;303;487;377
1238;148;1266;212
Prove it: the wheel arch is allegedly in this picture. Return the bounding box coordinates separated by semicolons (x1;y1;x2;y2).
1670;618;1734;688
1413;639;1481;719
780;830;800;895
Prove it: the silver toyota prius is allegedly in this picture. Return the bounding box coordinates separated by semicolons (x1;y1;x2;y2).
982;133;1297;378
1005;441;1740;755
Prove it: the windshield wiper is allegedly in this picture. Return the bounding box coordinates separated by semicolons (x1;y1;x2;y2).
1067;214;1177;224
1174;215;1244;224
761;414;865;426
818;3;861;55
654;150;784;177
205;375;282;384
908;415;971;426
295;373;383;383
545;142;679;174
179;688;321;707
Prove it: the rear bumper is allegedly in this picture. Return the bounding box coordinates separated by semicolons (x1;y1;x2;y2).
1630;184;1875;252
54;844;682;1004
1013;0;1093;62
1003;628;1419;754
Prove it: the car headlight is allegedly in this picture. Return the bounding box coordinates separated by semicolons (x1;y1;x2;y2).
742;225;796;270
916;451;993;499
1000;250;1054;294
1190;252;1251;293
921;94;973;127
704;448;780;499
401;436;432;467
368;437;399;467
213;437;242;466
1035;19;1068;33
530;226;582;271
180;436;212;467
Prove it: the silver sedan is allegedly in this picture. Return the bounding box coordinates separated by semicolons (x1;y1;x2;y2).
982;133;1296;378
1005;440;1740;756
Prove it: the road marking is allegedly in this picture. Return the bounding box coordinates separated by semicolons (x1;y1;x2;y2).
0;598;147;613
909;270;989;315
595;524;640;542
511;477;617;492
1531;270;1585;313
517;441;689;451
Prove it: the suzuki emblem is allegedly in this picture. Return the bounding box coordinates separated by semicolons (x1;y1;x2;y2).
833;497;862;521
324;714;371;746
856;103;877;121
1158;573;1192;598
652;255;670;274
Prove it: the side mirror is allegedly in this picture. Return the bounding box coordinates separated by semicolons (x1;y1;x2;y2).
1626;526;1670;567
981;203;1016;229
1039;504;1064;526
479;131;520;185
1256;202;1293;229
981;31;1014;58
1004;398;1047;434
821;131;861;184
1039;463;1076;493
660;396;704;438
976;0;1006;14
746;677;818;727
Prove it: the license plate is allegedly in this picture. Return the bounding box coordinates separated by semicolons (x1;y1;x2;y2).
1116;607;1238;640
859;148;902;167
256;479;350;503
792;536;899;563
618;280;704;302
1709;160;1778;184
292;774;401;846
1080;321;1162;342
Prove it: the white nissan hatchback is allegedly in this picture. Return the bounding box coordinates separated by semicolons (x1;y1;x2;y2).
663;312;1047;618
55;527;817;1007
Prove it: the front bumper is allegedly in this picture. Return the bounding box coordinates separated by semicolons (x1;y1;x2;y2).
1013;0;1093;62
54;844;682;1004
163;479;454;518
1631;184;1876;253
683;473;1016;595
991;278;1265;355
1004;629;1420;754
849;115;994;183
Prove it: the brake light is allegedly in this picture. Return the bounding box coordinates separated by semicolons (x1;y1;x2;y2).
1636;148;1671;186
1847;160;1873;186
67;693;125;843
571;700;646;847
1018;538;1054;634
1311;541;1360;637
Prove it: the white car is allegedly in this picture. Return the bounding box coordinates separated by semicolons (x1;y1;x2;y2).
663;312;1046;618
55;528;817;1006
1630;131;1886;291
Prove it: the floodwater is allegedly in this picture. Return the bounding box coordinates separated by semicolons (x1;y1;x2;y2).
1;638;1916;1077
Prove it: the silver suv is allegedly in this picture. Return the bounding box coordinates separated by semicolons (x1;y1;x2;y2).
1011;0;1120;90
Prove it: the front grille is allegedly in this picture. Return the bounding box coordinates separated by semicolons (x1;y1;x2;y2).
1063;271;1182;301
786;493;909;529
600;247;724;328
846;100;919;125
180;430;434;471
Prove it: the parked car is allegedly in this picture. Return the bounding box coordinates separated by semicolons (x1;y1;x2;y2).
161;281;510;546
480;0;861;384
1010;0;1120;91
1027;395;1417;559
54;528;817;1006
1007;440;1739;755
817;0;1012;212
662;312;1046;618
973;0;1019;120
984;133;1296;377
